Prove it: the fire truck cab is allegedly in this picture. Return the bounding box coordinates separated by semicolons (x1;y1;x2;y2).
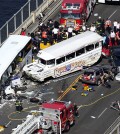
38;99;75;133
12;100;75;134
60;0;96;30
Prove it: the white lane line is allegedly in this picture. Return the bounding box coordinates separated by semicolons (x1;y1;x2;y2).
91;116;96;119
108;10;118;19
78;105;83;110
98;108;107;119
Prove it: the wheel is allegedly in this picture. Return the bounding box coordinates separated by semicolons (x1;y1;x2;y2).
65;122;70;132
97;79;101;86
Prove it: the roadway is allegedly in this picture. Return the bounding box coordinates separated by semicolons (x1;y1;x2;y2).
0;3;120;134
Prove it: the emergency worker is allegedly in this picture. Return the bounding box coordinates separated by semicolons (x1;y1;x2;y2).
61;31;68;40
105;18;112;34
15;100;23;113
73;103;79;117
42;30;48;45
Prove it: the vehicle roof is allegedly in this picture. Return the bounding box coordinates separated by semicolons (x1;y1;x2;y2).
42;101;66;110
63;0;85;3
0;35;31;79
85;66;103;72
37;31;103;61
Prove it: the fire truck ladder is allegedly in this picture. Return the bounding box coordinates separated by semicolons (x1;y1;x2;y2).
12;114;41;134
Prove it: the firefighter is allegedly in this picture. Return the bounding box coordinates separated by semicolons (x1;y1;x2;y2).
61;31;67;40
15;99;23;113
73;103;79;117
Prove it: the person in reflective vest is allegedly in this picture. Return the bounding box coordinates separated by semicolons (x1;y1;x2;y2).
42;30;47;45
61;31;67;40
15;100;23;113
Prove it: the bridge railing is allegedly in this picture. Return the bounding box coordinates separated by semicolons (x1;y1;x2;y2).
0;0;56;46
104;116;120;134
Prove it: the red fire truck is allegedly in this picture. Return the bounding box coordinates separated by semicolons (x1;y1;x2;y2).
12;100;75;134
60;0;96;30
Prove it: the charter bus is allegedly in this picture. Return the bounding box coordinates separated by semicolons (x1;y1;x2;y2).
0;35;32;88
23;31;103;82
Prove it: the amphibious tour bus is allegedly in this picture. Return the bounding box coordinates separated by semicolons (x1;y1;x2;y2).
23;31;103;82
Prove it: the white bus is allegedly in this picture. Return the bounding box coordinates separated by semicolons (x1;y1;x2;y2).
98;0;120;3
0;35;32;88
23;31;103;82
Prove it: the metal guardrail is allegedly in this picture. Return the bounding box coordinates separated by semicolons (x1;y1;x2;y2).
104;116;120;134
0;0;56;46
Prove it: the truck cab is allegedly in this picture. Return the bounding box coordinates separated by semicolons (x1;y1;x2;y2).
39;100;75;132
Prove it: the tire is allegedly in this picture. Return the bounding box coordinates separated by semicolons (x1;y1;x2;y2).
97;79;101;86
65;122;70;132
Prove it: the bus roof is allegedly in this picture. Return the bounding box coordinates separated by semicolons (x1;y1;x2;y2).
37;31;103;61
0;35;31;79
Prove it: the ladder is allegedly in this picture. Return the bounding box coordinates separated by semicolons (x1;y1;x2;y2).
12;115;40;134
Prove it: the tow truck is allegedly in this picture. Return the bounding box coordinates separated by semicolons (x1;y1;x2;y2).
60;0;96;30
12;99;75;134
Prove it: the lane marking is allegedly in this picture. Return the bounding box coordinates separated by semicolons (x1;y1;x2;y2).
91;116;96;119
79;88;120;108
5;121;11;127
108;9;117;19
57;75;82;101
98;108;107;118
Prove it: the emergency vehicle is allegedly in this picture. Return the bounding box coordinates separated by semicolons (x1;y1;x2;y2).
12;100;75;134
60;0;96;30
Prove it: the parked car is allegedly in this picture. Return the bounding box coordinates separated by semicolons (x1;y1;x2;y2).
81;65;117;85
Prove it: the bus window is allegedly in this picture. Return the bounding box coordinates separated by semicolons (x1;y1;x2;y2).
86;44;94;52
95;43;99;48
76;48;85;56
40;58;46;65
56;57;65;64
46;59;55;65
66;52;75;61
23;41;32;56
